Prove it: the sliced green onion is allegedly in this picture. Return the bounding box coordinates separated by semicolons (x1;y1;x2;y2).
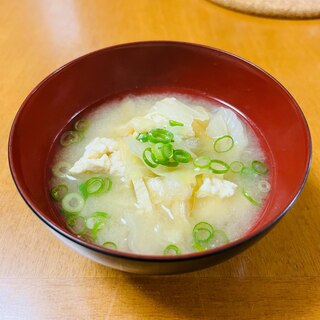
169;120;184;127
102;242;117;250
80;177;111;199
209;230;229;248
162;160;179;167
66;215;86;234
163;244;181;255
148;128;174;144
210;160;230;174
86;177;105;194
213;135;234;153
136;132;149;143
173;149;192;163
143;147;158;168
252;160;268;175
60;131;81;147
192;242;206;252
74;119;89;132
151;143;166;162
161;143;173;159
62;193;85;213
50;184;68;201
193;156;211;168
192;222;214;242
52;161;71;178
242;189;260;206
241;166;255;176
86;212;109;240
230;161;244;173
258;180;271;193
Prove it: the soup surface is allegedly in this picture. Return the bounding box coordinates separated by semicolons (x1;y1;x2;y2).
49;94;271;255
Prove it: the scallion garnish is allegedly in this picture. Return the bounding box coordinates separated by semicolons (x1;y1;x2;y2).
230;161;244;173
50;184;68;201
86;212;109;240
258;180;271;193
213;135;234;153
192;222;214;242
74;119;89;132
210;230;229;248
163;244;182;255
102;241;117;250
169;120;184;127
242;189;260;206
52;161;71;178
193;156;211;169
173;149;192;163
209;160;230;174
61;193;85;213
143;147;158;168
148;128;174;144
80;177;112;199
161;143;173;159
252;160;268;175
192;242;206;252
136;132;149;143
162;160;179;167
60;131;82;147
66;215;86;235
151;143;167;162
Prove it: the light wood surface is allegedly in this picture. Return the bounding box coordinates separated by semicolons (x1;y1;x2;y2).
1;1;319;319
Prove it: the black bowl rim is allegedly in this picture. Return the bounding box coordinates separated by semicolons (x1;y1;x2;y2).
8;40;312;263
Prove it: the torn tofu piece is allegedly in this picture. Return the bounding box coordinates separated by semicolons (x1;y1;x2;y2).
69;137;118;174
197;177;237;199
132;178;153;213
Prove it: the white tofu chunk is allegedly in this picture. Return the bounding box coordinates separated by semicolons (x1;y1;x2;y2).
197;177;237;199
69;137;118;174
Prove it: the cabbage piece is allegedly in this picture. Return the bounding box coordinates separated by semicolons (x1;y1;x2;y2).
132;178;153;213
206;108;248;160
147;97;209;137
122;97;210;138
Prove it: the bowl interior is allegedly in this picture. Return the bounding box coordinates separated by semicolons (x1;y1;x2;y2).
9;42;311;257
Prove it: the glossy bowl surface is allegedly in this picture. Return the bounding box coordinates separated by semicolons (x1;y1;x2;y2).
9;41;311;274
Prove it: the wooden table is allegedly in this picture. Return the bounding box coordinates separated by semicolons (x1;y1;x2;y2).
1;1;319;319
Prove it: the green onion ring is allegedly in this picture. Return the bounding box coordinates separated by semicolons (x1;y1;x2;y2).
66;215;86;235
50;184;68;201
163;244;182;255
60;131;81;147
143;147;158;168
52;161;71;178
252;160;268;175
210;160;230;174
136;132;149;143
74;119;89;132
148;128;174;144
102;242;117;250
161;143;173;159
213;135;234;153
192;222;214;242
209;230;229;248
242;189;260;206
62;193;85;213
193;156;211;168
230;161;244;173
151;143;166;162
173;149;192;163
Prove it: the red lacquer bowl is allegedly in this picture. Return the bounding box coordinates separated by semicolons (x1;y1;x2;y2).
8;42;311;274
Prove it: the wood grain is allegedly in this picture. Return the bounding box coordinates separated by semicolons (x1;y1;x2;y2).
1;0;319;319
